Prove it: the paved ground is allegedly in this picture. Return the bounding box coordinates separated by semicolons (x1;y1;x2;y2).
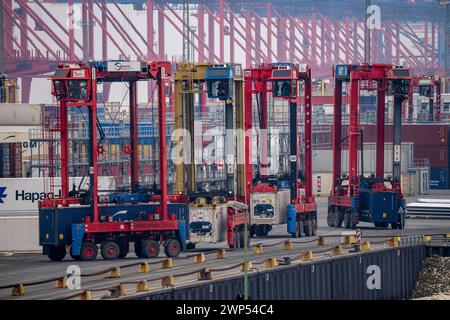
0;194;449;300
0;192;450;299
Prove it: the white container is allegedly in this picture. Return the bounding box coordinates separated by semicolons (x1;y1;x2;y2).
0;216;40;252
250;189;290;225
0;177;116;213
0;103;42;126
188;204;227;244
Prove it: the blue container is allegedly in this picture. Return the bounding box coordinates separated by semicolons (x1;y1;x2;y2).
358;190;399;223
430;167;449;189
287;204;296;235
359;95;376;114
39;203;189;247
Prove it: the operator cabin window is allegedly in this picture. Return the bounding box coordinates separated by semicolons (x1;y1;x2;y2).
273;80;292;97
53;80;68;100
421;102;428;112
68;80;88;100
209;79;229;98
444;102;450;113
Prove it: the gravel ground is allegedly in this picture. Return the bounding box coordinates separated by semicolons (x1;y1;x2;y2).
412;255;450;300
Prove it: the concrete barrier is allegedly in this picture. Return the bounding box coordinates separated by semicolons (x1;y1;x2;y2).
0;216;40;252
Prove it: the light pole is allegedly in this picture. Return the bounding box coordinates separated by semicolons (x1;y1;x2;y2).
243;205;249;300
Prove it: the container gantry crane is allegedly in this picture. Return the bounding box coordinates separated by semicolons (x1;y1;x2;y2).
328;63;411;230
173;62;249;249
408;75;442;122
244;63;317;238
39;60;189;261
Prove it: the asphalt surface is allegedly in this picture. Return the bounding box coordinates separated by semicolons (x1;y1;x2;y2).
0;195;449;300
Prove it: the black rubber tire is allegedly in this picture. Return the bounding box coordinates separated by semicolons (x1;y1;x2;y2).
344;210;351;229
235;230;241;249
255;225;269;237
249;226;255;238
298;219;304;238
142;239;160;258
338;210;345;226
47;245;66;262
311;216;318;236
327;207;335;227
229;230;239;249
164;239;181;258
134;241;144;258
350;210;357;230
119;242;129;258
304;218;313;236
101;241;120;260
332;210;341;228
239;229;249;248
186;242;196;250
80;242;98;261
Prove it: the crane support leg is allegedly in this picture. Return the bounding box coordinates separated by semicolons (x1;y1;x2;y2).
376;80;385;179
174;80;184;194
60;101;69;199
332;81;342;187
185;90;195;194
304;73;312;201
289;101;298;202
88;81;99;223
158;77;167;219
348;78;359;196
225;100;234;193
129;81;139;192
260;81;268;178
392;96;402;183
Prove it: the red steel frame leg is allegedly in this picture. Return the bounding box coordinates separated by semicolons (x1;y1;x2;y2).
348;77;359;197
244;76;253;205
158;77;167;219
60;100;69;199
260;80;268;178
376;80;385;179
90;75;99;222
129;81;139;192
435;79;441;122
304;69;312;202
332;80;342;192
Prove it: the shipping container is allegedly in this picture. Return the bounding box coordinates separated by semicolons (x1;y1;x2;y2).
250;189;290;226
39;203;189;247
0;177;116;213
0;104;42;125
430;167;450;189
313;124;450;169
312;143;414;173
0;143;22;178
188;204;227;244
401;172;417;196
